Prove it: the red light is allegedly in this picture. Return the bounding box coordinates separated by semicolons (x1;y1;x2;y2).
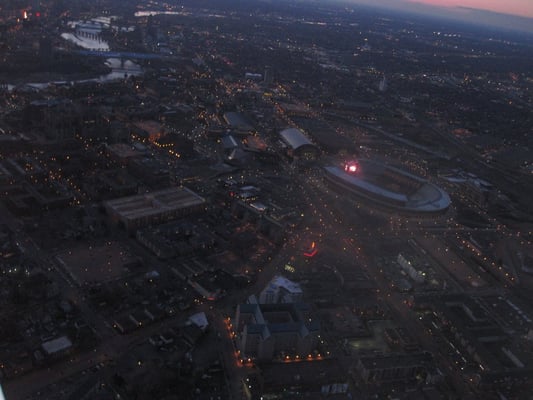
36;12;41;17
303;242;318;257
344;161;358;173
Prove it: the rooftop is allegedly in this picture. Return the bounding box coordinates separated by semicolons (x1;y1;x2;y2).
324;160;451;213
267;275;303;295
104;186;205;222
279;127;315;150
42;336;72;355
223;112;253;131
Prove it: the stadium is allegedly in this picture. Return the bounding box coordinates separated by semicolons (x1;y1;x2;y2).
323;160;451;215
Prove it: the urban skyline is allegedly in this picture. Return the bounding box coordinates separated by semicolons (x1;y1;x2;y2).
0;0;532;399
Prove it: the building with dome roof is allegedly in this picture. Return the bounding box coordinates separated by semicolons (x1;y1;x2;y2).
279;127;320;160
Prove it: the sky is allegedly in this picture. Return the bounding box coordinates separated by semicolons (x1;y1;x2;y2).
409;0;533;18
347;0;533;33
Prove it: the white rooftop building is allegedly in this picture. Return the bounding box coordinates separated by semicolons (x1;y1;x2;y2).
259;275;303;304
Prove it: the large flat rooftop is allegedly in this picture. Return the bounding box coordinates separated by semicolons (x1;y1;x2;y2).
104;186;205;223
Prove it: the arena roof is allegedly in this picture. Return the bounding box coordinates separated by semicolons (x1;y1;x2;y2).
279;128;316;151
324;162;451;214
325;166;407;204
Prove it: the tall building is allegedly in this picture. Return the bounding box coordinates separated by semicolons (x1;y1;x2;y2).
234;302;319;361
264;66;273;85
378;75;387;92
279;128;320;160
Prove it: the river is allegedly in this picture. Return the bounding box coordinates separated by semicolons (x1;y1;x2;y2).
6;19;142;91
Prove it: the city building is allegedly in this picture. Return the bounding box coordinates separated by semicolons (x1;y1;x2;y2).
441;172;493;209
234;302;320;361
105;143;143;163
128;157;170;187
104;186;206;231
279;128;320;160
137;220;215;259
131;120;165;142
259;275;303;304
223;112;254;134
355;352;435;383
397;253;425;283
42;336;73;359
255;359;349;399
263;65;273;84
245;72;262;81
414;293;533;390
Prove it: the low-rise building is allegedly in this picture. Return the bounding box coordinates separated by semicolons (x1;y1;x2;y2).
234;302;319;361
104;186;206;231
356;352;434;383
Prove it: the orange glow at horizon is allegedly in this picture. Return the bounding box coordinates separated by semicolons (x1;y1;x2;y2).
407;0;533;18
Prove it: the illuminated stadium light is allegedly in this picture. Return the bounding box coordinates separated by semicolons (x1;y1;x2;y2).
344;161;358;174
325;159;451;214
